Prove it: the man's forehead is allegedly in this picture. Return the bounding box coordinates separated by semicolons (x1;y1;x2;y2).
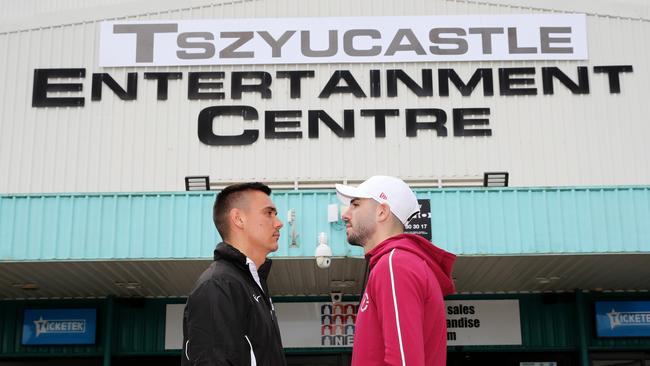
248;190;276;209
259;199;277;211
351;197;374;205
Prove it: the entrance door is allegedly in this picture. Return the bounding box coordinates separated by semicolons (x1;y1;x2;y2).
590;352;650;366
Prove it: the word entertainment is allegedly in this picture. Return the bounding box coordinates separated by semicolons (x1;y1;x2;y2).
32;65;632;146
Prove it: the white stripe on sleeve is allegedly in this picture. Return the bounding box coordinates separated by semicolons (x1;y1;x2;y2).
244;335;257;366
389;248;407;366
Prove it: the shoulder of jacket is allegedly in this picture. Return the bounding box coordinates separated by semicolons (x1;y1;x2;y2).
374;248;426;273
193;261;249;291
375;247;414;262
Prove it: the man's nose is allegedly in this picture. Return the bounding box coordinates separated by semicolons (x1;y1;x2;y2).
275;217;284;228
341;208;351;222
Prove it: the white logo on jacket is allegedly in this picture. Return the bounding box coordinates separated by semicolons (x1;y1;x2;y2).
360;293;370;312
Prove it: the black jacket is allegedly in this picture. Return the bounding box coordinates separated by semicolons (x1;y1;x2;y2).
182;242;286;366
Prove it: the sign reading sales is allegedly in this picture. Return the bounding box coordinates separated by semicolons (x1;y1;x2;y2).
99;14;587;67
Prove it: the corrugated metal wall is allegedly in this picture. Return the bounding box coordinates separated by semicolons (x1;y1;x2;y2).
0;0;134;21
426;186;650;255
519;294;576;349
0;0;649;193
0;192;221;260
2;186;649;261
113;298;168;355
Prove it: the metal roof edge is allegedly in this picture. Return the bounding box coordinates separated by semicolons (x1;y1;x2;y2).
2;184;649;198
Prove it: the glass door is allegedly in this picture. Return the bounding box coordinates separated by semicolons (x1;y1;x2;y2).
590;353;646;366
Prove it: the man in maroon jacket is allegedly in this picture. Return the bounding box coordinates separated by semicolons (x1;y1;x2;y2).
336;176;456;366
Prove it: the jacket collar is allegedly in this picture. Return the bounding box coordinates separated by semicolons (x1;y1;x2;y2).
213;242;273;280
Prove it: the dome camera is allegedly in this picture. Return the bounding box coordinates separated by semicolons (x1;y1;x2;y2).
315;232;332;269
316;256;331;269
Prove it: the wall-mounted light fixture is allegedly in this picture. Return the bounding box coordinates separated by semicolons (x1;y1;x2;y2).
185;176;210;191
12;282;39;290
535;276;561;285
330;280;355;289
287;209;299;247
114;281;142;290
327;204;339;223
483;172;509;187
328;203;346;231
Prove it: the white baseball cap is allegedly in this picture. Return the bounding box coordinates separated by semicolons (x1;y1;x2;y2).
335;175;420;226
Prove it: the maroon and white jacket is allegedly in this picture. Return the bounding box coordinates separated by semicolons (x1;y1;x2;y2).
352;234;456;366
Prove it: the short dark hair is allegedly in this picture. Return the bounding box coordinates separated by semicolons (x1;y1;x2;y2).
213;182;272;240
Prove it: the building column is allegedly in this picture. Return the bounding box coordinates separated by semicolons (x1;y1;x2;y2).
575;289;589;366
103;296;115;366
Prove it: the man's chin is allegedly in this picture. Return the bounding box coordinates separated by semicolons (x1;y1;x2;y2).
346;235;363;247
268;240;279;252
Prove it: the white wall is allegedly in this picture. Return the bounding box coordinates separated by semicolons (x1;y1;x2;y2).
1;0;648;193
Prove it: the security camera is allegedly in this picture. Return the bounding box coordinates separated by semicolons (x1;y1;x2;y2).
315;232;332;269
316;255;331;269
330;292;343;303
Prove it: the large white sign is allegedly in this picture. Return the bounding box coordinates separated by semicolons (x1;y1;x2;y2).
165;304;185;350
166;300;522;349
100;14;587;67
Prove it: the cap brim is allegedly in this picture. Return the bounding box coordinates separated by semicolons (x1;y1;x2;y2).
335;184;372;205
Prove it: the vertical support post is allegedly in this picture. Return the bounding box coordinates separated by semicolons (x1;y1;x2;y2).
103;296;115;366
575;289;590;366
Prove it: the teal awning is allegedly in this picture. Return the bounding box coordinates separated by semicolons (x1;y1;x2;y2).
1;186;649;261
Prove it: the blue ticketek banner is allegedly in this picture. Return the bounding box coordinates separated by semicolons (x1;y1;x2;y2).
22;309;97;345
595;301;650;337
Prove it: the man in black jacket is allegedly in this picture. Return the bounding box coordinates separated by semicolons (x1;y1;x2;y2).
182;182;286;366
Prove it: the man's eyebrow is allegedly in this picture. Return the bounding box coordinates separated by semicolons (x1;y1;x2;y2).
264;206;278;213
350;198;360;204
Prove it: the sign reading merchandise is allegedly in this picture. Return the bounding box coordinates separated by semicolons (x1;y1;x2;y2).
595;301;650;337
22;309;96;345
99;14;587;67
446;300;521;345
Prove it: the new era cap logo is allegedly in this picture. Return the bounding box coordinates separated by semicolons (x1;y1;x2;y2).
379;192;388;200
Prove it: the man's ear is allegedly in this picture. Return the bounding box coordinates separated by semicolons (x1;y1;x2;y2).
376;203;391;223
230;208;245;230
